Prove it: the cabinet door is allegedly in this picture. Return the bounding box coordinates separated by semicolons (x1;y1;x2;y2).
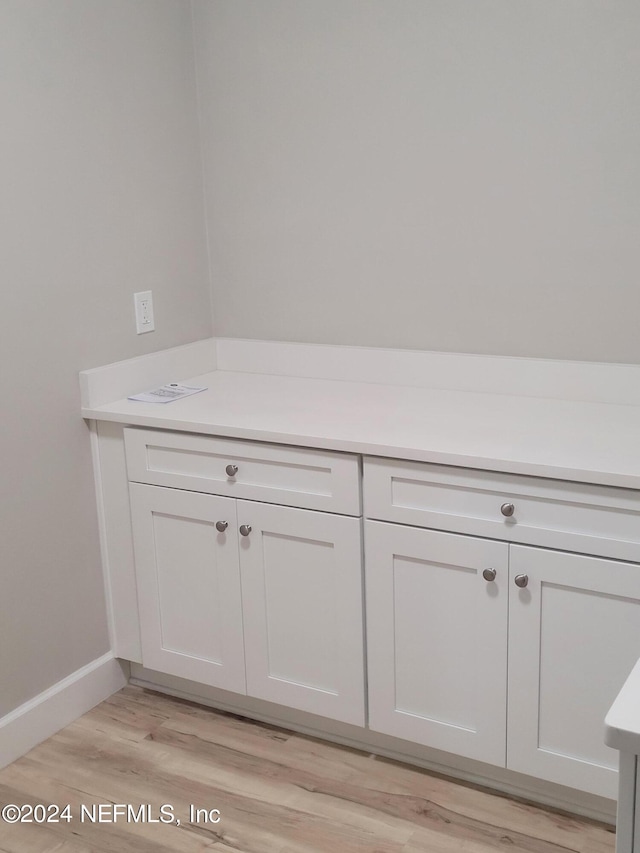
237;500;365;726
130;484;246;694
365;521;509;766
508;546;640;799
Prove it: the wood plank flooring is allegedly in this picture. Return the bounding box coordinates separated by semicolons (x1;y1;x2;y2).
0;686;616;852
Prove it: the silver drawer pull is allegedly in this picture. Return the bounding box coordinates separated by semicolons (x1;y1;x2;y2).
239;524;252;537
501;502;515;517
215;520;228;533
226;464;238;477
514;574;529;588
482;568;497;582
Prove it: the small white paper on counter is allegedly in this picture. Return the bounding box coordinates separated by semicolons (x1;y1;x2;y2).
128;384;207;404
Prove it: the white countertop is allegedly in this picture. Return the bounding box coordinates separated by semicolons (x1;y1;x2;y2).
606;658;640;753
81;367;640;490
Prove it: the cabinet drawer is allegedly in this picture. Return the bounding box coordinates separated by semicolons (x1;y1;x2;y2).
124;428;361;515
364;457;640;562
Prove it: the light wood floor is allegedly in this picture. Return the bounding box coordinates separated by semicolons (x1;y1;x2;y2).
0;686;616;852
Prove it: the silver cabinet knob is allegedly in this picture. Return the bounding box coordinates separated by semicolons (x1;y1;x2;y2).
501;502;515;517
239;524;252;537
226;464;238;477
482;568;497;582
514;574;529;588
215;520;228;533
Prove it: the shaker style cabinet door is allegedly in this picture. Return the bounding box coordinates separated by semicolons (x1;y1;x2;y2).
237;500;365;726
365;521;509;766
129;483;246;694
507;545;640;799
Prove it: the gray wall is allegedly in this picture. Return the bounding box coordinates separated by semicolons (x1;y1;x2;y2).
194;0;640;362
2;0;638;722
0;1;211;717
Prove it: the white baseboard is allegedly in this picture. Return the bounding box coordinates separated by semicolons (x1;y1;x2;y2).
0;653;129;770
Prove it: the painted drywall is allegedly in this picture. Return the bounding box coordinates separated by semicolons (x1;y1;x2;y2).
194;0;640;362
0;1;212;717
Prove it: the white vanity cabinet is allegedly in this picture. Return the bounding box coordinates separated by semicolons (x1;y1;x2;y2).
365;521;510;767
80;339;640;819
364;458;640;799
125;427;365;726
605;658;640;852
507;546;640;797
130;484;246;692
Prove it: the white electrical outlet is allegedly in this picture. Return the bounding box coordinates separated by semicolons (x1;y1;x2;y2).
134;290;155;334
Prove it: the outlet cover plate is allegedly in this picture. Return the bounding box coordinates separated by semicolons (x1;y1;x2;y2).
134;290;155;334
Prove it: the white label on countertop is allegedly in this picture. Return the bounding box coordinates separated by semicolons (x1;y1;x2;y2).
127;384;207;404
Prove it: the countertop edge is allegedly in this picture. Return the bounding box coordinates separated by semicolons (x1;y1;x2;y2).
81;404;640;491
605;658;640;753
